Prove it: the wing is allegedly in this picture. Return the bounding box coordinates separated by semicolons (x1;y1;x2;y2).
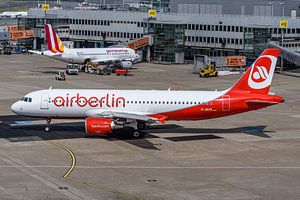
86;109;167;124
90;57;121;64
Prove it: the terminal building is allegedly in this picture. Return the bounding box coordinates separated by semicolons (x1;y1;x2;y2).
2;0;300;66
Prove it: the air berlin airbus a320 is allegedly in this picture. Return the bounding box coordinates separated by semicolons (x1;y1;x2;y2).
11;48;284;138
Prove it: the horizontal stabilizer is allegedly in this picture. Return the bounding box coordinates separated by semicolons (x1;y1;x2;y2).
28;50;43;55
246;100;279;106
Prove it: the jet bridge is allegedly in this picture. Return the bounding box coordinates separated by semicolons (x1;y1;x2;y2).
268;41;300;68
127;36;150;50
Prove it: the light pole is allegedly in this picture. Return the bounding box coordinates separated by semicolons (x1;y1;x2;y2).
280;1;285;71
44;0;47;51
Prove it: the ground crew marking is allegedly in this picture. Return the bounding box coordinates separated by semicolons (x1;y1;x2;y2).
48;141;144;200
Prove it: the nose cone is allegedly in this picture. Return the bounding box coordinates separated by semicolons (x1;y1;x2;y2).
11;102;20;114
133;54;140;61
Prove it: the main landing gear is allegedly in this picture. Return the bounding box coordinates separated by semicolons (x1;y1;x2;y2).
137;122;146;130
45;119;51;132
128;122;147;139
131;130;146;139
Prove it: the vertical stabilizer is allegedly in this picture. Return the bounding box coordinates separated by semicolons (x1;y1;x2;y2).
228;48;280;94
44;24;65;53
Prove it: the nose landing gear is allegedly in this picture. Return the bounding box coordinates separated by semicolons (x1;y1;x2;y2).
45;119;51;132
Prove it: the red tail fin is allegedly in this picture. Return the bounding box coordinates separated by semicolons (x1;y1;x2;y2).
45;24;56;52
228;48;280;94
44;24;64;53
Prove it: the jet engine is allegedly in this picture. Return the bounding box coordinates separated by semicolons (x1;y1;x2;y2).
120;61;133;69
85;118;121;136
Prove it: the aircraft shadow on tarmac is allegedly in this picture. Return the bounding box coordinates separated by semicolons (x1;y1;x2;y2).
31;70;58;74
44;67;66;70
0;115;272;150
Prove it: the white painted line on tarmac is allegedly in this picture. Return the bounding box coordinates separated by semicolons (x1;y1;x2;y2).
0;151;97;200
0;165;298;169
255;111;298;115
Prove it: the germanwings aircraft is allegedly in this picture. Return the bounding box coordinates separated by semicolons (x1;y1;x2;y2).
11;48;284;138
29;24;140;68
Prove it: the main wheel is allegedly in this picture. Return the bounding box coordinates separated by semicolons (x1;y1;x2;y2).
133;131;140;138
131;131;145;139
137;122;146;130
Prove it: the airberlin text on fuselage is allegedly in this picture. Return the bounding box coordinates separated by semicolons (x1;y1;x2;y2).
53;93;126;108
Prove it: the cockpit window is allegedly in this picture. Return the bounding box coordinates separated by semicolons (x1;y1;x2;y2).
20;97;32;102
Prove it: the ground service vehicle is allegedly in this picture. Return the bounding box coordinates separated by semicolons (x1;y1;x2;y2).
115;69;129;76
55;70;66;81
100;67;112;75
3;47;12;55
193;54;218;77
66;64;79;75
199;64;218;78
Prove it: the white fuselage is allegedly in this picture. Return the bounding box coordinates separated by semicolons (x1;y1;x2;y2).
11;89;227;119
43;47;140;65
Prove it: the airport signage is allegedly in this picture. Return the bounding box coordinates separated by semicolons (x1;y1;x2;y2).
40;4;49;11
10;30;34;39
148;9;157;17
280;20;288;29
225;56;246;67
7;25;25;31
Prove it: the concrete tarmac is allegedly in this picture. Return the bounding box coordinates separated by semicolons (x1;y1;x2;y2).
0;54;299;200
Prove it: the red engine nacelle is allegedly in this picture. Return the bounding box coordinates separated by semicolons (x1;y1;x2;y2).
85;118;115;136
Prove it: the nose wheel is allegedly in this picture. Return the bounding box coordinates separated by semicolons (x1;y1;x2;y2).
45;119;51;132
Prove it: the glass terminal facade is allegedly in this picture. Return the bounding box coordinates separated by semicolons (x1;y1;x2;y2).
146;22;185;63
